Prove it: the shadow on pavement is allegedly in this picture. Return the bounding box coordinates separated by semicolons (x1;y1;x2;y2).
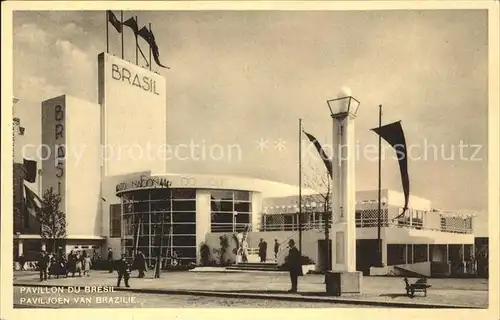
379;293;415;299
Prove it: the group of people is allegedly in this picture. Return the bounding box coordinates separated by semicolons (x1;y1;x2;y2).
257;238;281;262
36;250;94;281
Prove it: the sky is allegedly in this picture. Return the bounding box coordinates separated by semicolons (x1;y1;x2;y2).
12;10;489;223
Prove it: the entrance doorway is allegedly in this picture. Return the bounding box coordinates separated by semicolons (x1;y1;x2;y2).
356;239;381;275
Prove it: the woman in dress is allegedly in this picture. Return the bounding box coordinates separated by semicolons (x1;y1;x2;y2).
82;251;92;277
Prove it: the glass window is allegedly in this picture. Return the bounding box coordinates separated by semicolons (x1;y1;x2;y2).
173;212;196;223
235;213;251;224
210;190;233;201
414;244;428;263
149;189;169;200
211;201;233;212
109;204;121;238
171;189;196;200
234;202;251;213
173;200;196;212
172;224;196;235
172;247;197;260
152;200;171;212
234;191;250;201
173;236;196;247
211;212;233;224
134;201;149;213
387;244;406;266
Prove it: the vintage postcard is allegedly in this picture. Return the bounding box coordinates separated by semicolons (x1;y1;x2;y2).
1;1;499;319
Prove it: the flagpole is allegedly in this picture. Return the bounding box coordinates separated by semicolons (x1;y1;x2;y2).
120;11;124;59
148;23;152;71
377;104;383;267
298;118;302;254
135;16;138;65
106;11;109;53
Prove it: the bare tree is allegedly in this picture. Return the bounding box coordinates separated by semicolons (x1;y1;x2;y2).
302;156;333;270
39;187;67;253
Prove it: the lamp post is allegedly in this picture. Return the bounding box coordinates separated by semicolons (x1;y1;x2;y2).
325;87;362;293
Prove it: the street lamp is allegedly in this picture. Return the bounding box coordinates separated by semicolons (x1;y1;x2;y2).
325;87;361;286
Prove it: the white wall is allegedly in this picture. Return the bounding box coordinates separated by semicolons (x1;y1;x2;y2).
98;53;167;177
64;95;102;237
251;192;263;230
41;96;67;217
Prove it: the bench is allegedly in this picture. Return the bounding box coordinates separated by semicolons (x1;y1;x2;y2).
404;277;431;297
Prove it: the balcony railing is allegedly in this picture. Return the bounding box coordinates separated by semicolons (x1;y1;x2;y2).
259;217;472;234
210;223;250;233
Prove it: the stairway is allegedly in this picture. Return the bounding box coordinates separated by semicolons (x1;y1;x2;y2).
226;262;281;272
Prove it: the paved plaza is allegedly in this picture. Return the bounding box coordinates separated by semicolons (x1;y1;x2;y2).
13;270;488;308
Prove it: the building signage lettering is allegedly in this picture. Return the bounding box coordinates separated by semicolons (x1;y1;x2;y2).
54;104;64;180
116;177;172;193
111;64;159;95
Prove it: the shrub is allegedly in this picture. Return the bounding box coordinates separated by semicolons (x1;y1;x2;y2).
199;242;211;266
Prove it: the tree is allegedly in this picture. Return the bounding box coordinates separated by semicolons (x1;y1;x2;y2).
39;187;67;253
302;156;333;270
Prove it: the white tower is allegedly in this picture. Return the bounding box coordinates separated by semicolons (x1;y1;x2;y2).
327;87;362;293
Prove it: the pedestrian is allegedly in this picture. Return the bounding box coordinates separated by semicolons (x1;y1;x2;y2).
82;251;92;277
274;239;280;261
18;254;26;271
67;250;76;277
242;239;249;262
258;238;267;262
107;248;114;273
75;251;83;277
285;239;303;293
38;251;49;282
116;254;131;288
134;251;146;278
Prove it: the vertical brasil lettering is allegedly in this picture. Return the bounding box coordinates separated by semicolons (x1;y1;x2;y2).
54;104;65;194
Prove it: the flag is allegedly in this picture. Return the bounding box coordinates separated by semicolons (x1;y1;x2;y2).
24;184;42;214
23;159;37;183
371;121;410;218
123;16;139;35
303;130;333;178
107;10;122;33
138;26;169;68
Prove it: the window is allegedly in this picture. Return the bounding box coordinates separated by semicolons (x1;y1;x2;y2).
235;213;251;224
234;202;251;213
211;200;233;212
414;244;428;263
171;189;196;200
109;204;121;238
173;200;196;212
134;201;149;213
172;235;196;247
172;224;196;235
387;244;406;266
210;190;233;201
211;212;233;224
173;212;196;223
234;191;250;201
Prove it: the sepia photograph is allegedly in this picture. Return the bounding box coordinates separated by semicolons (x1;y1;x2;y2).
1;0;499;316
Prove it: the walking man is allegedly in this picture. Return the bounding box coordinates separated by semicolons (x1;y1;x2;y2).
258;238;267;262
38;251;49;282
107;248;114;273
116;254;131;288
285;239;303;293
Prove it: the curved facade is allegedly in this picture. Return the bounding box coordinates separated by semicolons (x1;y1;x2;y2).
117;187;253;265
